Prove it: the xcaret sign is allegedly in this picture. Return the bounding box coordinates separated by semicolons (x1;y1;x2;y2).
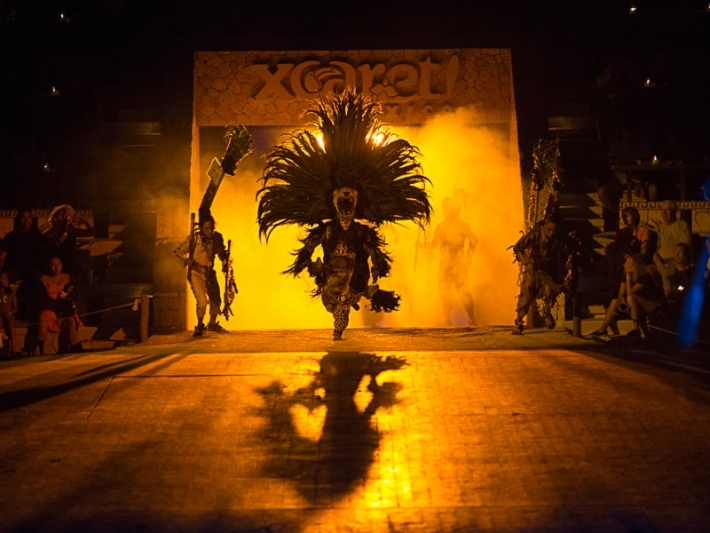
194;49;514;126
249;56;459;102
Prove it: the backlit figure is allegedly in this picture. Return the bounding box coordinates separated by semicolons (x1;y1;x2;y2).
257;91;431;340
417;196;478;327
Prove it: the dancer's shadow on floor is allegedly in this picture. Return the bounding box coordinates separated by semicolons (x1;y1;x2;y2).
254;351;408;504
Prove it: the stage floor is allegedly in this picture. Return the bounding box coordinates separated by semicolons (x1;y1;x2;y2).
1;327;709;532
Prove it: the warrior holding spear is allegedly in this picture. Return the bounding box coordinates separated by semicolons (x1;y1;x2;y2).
174;125;253;337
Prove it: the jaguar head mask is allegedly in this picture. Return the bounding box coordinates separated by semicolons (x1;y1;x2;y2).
333;187;358;230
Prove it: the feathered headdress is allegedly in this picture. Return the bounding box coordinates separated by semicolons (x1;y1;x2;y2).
257;90;431;239
527;137;563;229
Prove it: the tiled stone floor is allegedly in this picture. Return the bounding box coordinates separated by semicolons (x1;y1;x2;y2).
1;328;709;532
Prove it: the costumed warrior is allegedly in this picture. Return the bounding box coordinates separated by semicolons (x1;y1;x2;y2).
257;91;432;340
511;218;567;335
511;137;591;335
174;214;229;337
174;125;253;337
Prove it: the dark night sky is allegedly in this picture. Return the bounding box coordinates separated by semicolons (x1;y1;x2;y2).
1;0;708;208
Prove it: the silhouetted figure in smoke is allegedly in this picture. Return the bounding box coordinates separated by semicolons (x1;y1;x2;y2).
417;197;478;327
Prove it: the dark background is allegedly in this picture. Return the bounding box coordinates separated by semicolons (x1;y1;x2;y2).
1;0;709;210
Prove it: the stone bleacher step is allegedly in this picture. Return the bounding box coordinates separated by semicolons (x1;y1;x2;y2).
559;191;600;205
11;324;103;355
558;192;603;220
587;304;607;318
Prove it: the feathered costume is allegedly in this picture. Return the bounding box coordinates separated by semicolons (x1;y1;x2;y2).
257;91;432;340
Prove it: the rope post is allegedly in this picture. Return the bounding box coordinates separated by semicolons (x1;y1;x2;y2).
572;292;582;338
140;294;150;342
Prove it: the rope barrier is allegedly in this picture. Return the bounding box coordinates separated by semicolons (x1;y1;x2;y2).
15;300;141;329
77;300;140;318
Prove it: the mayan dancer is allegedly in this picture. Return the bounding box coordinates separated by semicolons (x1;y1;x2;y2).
174;213;229;336
257;91;432;340
511;218;567;334
511;137;591;335
175;125;253;337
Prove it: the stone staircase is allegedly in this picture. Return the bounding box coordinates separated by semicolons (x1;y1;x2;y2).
557;189;614;311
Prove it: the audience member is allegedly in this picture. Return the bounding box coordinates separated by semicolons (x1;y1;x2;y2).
0;272;18;355
590;253;661;338
38;256;83;355
0;207;46;320
41;204;80;282
661;243;693;306
606;206;654;288
645;242;705;344
652;200;691;275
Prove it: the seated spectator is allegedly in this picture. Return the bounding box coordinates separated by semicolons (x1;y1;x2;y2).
590;253;661;338
38;256;83;355
0;272;18;355
662;243;693;307
606;206;654;287
41;204;80;282
0;207;46;320
645;242;710;344
652;200;691;275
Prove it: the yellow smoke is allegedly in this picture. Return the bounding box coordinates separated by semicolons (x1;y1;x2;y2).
194;106;524;330
383;107;524;327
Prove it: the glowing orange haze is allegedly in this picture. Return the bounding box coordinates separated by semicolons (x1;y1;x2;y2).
192;107;524;330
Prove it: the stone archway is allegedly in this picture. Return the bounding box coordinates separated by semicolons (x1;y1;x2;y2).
188;49;524;330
